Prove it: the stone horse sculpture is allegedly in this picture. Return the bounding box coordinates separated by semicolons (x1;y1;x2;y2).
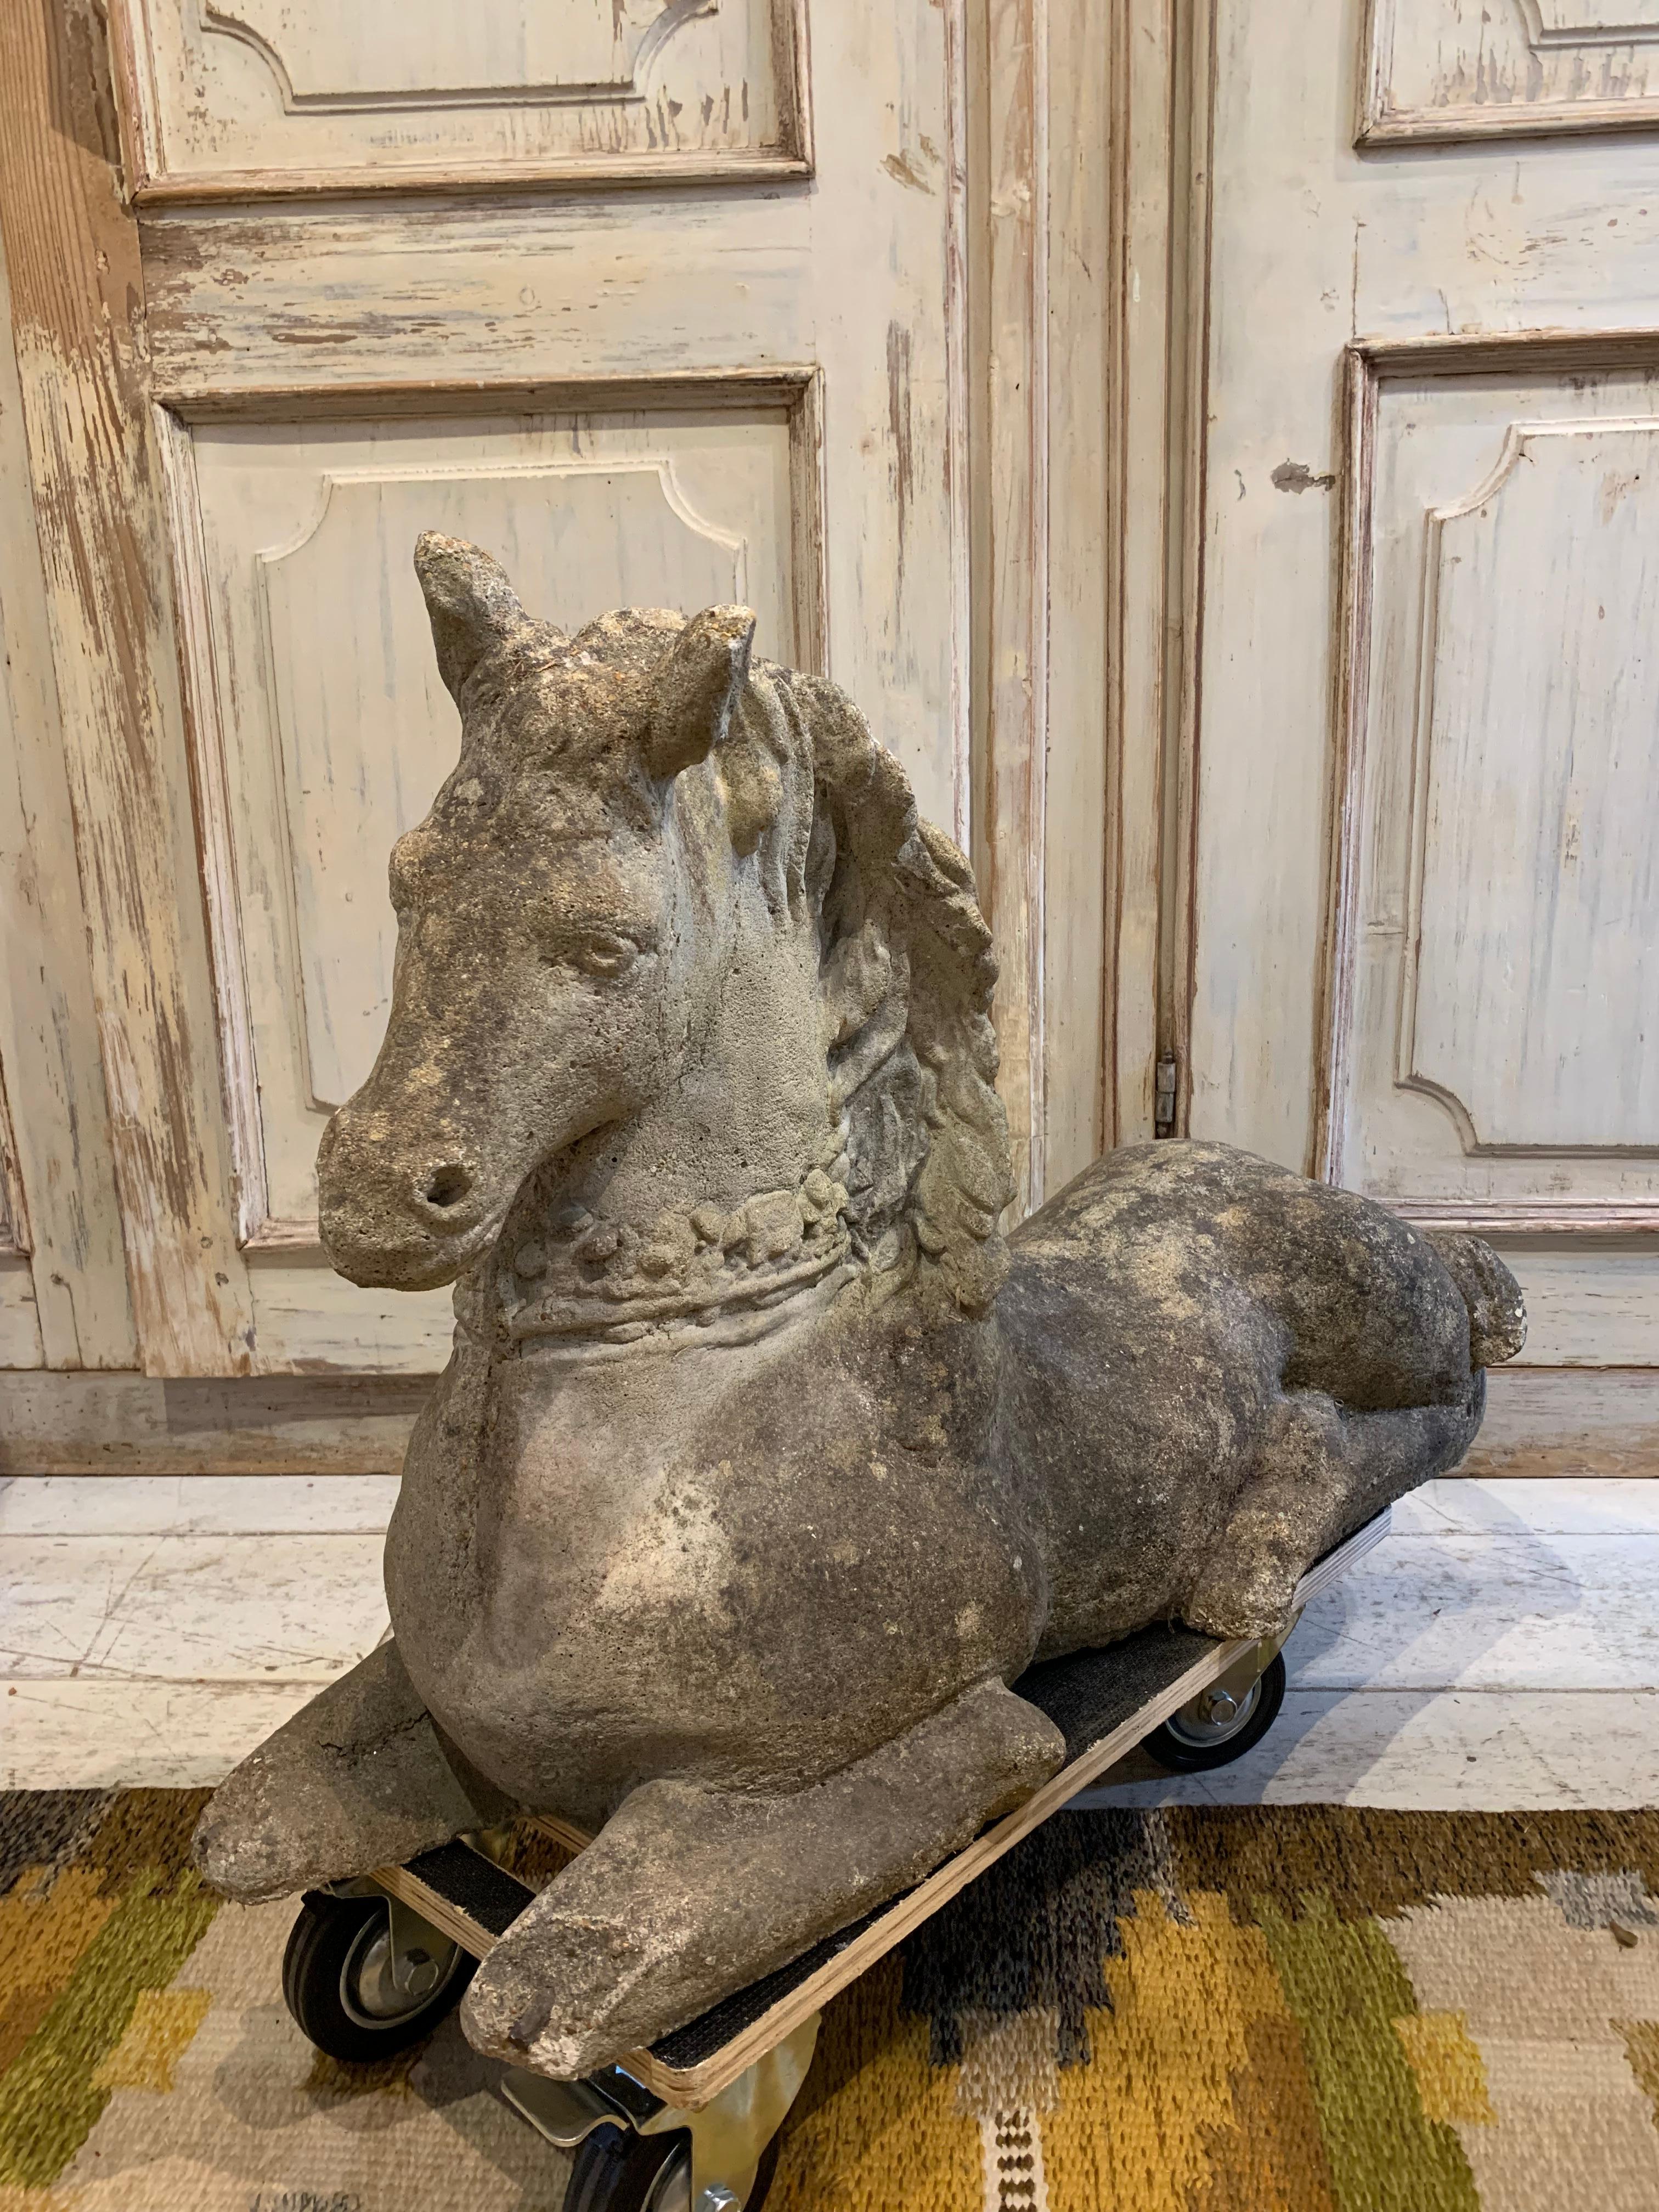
196;533;1525;2079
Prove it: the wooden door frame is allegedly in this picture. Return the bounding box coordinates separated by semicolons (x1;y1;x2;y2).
0;0;252;1377
971;0;1136;1213
971;0;1223;1210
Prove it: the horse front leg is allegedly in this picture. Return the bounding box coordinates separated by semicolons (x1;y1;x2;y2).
459;1678;1065;2078
193;1638;514;1903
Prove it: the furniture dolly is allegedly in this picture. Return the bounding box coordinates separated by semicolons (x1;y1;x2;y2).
280;1510;1389;2212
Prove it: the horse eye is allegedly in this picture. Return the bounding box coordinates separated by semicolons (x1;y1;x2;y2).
572;933;636;977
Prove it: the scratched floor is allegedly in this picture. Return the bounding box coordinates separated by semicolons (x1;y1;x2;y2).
2;1474;1656;1806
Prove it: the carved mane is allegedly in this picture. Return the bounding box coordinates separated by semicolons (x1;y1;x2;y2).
771;664;1014;1317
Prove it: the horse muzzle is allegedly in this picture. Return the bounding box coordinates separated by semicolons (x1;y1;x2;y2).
317;1109;503;1290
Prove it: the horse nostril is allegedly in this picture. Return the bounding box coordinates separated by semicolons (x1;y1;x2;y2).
424;1163;472;1210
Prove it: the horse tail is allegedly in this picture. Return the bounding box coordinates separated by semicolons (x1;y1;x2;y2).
1425;1231;1527;1367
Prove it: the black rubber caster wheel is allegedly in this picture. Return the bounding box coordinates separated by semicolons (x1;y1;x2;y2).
563;2123;781;2212
1141;1650;1288;1773
281;1889;473;2064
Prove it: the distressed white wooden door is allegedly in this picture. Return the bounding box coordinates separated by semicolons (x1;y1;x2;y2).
0;0;974;1378
1184;0;1659;1373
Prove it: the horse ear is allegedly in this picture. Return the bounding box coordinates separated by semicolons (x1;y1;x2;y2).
645;605;757;779
414;532;531;702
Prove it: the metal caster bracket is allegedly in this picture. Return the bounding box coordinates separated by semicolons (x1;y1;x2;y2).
321;1876;458;2001
502;2012;820;2210
1192;1609;1301;1725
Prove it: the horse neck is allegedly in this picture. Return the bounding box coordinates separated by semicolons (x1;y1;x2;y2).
479;904;851;1348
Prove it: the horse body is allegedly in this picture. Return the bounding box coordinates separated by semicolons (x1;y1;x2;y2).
385;1146;1488;1836
195;534;1522;2079
386;1278;1047;1831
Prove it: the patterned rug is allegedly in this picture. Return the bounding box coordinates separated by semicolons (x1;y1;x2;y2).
2;1791;1657;2211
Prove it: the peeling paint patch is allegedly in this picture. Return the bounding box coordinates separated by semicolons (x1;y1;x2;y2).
887;321;915;595
883;151;933;194
1272;460;1336;494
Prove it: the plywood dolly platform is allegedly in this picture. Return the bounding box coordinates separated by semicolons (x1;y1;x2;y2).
278;1510;1389;2212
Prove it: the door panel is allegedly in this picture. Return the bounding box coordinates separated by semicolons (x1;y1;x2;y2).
111;0;808;196
1407;418;1658;1153
163;392;817;1369
1336;359;1659;1217
1362;0;1659;144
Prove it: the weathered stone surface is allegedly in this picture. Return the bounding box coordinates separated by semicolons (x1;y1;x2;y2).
460;1678;1064;2075
193;1639;511;1903
195;535;1524;2073
999;1142;1496;1648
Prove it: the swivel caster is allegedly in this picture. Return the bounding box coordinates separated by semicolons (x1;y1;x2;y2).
565;2124;781;2212
504;2011;816;2212
1141;1649;1287;1771
281;1888;473;2063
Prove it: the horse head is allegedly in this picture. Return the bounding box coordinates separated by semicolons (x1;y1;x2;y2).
319;533;1015;1320
318;533;812;1289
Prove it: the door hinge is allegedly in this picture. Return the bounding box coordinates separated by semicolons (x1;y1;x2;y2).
1154;1054;1178;1136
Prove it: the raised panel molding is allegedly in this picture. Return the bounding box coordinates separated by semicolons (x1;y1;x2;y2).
1399;419;1659;1158
156;374;825;1266
203;0;696;110
1320;333;1659;1238
1522;0;1659;41
109;0;809;201
264;459;748;1118
1361;0;1659;143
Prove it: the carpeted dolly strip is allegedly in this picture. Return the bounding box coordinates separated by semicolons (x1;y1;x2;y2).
1;1792;1657;2211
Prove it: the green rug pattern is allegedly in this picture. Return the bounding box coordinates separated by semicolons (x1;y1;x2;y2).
2;1792;1657;2210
